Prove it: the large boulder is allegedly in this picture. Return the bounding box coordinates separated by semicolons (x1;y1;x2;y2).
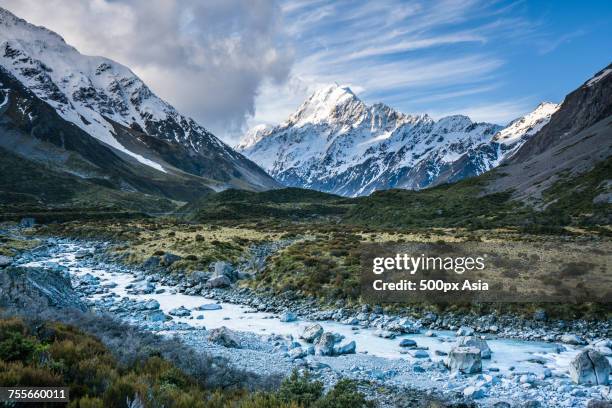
0;255;14;268
456;326;475;336
0;266;85;311
190;271;212;285
399;339;417;348
446;346;482;374
206;275;231;288
289;347;307;359
168;306;191;317
161;253;181;267
335;340;356;355
208;326;240;348
315;332;336;356
128;281;155;294
569;350;610;385
387;317;421;333
458;336;492;359
142;256;160;269
145;310;167;322
300;324;324;343
142;299;160;310
375;329;396;339
561;334;587;345
212;261;238;281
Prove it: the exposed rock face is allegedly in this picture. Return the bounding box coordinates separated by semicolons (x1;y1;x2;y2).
208;326;240;348
0;266;85;311
512;64;612;163
446;346;482;374
569;350;611;386
300;323;324;343
486;64;612;203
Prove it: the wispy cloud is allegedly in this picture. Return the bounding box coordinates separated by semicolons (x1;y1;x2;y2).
251;0;547;129
536;29;586;54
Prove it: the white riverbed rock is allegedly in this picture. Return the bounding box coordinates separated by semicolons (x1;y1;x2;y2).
280;312;297;322
315;332;336;356
447;346;482;374
335;340;356;355
561;334;587;345
569;350;610;385
458;336;492;359
300;324;324;343
457;326;475;336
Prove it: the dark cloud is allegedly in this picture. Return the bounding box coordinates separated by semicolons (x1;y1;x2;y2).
0;0;293;141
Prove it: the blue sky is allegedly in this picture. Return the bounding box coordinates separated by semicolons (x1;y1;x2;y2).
253;0;612;128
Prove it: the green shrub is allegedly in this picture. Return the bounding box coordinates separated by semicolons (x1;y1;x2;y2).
277;370;323;406
0;332;36;362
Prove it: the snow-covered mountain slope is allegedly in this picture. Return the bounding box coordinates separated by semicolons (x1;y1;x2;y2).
238;84;558;196
0;7;277;198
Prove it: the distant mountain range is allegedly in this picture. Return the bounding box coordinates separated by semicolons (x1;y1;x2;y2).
238;85;559;197
0;7;278;209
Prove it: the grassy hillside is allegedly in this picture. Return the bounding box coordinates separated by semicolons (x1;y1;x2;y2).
182;188;350;223
184;157;611;231
0;147;179;220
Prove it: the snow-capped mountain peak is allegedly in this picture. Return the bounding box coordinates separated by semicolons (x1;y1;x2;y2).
238;85;559;196
493;102;559;146
0;7;277;191
287;84;365;127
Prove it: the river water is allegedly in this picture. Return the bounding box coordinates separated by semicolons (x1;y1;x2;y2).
23;241;604;382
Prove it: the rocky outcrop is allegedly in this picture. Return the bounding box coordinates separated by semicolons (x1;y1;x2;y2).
512;64;612;162
0;266;85;311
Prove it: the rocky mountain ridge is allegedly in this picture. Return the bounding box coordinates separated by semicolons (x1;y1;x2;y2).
238;84;558;196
